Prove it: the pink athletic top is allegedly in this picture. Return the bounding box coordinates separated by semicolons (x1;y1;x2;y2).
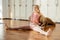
30;12;40;24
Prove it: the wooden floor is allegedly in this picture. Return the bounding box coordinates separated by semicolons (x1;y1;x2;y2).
0;20;60;40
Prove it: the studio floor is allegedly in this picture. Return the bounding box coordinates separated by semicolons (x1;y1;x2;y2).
0;20;60;40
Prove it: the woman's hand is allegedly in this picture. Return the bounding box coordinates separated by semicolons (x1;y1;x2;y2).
44;28;52;36
47;29;52;36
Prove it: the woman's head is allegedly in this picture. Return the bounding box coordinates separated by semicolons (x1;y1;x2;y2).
33;5;40;13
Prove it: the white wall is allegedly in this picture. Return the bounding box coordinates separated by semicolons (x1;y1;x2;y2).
3;0;9;18
0;0;2;18
3;0;60;22
56;0;60;22
8;0;33;19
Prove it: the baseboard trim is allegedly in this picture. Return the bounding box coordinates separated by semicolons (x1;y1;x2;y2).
2;18;29;21
56;22;60;24
3;18;12;20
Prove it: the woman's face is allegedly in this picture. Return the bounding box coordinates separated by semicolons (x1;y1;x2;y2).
34;6;38;11
33;6;39;12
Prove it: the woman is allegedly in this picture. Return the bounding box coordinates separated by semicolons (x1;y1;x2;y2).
29;5;55;36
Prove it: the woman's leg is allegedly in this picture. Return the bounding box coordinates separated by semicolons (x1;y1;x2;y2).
30;22;50;36
7;26;31;30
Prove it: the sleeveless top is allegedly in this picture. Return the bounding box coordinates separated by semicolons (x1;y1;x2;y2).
30;12;40;24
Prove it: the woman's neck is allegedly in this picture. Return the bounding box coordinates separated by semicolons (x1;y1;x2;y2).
34;10;39;13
